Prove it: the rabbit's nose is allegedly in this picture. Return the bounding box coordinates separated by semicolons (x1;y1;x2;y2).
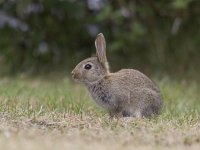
71;70;75;77
71;70;80;79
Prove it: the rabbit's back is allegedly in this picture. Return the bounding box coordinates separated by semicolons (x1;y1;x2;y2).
107;69;160;92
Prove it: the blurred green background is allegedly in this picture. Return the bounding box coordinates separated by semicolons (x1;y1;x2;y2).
0;0;199;79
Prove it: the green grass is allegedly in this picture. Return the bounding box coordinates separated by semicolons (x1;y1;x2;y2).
0;77;200;150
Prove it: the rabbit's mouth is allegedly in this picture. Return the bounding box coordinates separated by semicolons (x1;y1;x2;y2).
72;74;80;80
71;71;81;81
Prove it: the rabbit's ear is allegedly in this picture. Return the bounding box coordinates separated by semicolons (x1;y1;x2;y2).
95;33;107;66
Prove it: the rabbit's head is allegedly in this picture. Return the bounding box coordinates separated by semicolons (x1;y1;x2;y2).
71;33;110;84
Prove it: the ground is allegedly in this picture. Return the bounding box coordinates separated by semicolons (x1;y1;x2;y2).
0;77;199;150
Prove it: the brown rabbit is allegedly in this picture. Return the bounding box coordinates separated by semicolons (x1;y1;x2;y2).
71;33;163;118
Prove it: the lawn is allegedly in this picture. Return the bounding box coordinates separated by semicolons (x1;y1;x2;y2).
0;77;199;150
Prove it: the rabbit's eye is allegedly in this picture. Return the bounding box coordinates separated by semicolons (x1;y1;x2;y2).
84;64;92;70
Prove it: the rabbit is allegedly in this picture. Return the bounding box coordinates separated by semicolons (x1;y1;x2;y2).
71;33;163;118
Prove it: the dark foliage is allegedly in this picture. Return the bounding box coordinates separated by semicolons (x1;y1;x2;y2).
0;0;199;77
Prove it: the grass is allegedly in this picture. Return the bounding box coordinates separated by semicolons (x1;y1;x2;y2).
0;77;200;150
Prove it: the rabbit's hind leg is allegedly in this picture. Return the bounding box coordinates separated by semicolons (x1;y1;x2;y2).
138;88;162;118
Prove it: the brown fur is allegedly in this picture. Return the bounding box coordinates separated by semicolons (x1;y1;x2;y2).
72;33;163;118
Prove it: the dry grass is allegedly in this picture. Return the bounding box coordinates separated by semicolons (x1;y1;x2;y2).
0;77;200;150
